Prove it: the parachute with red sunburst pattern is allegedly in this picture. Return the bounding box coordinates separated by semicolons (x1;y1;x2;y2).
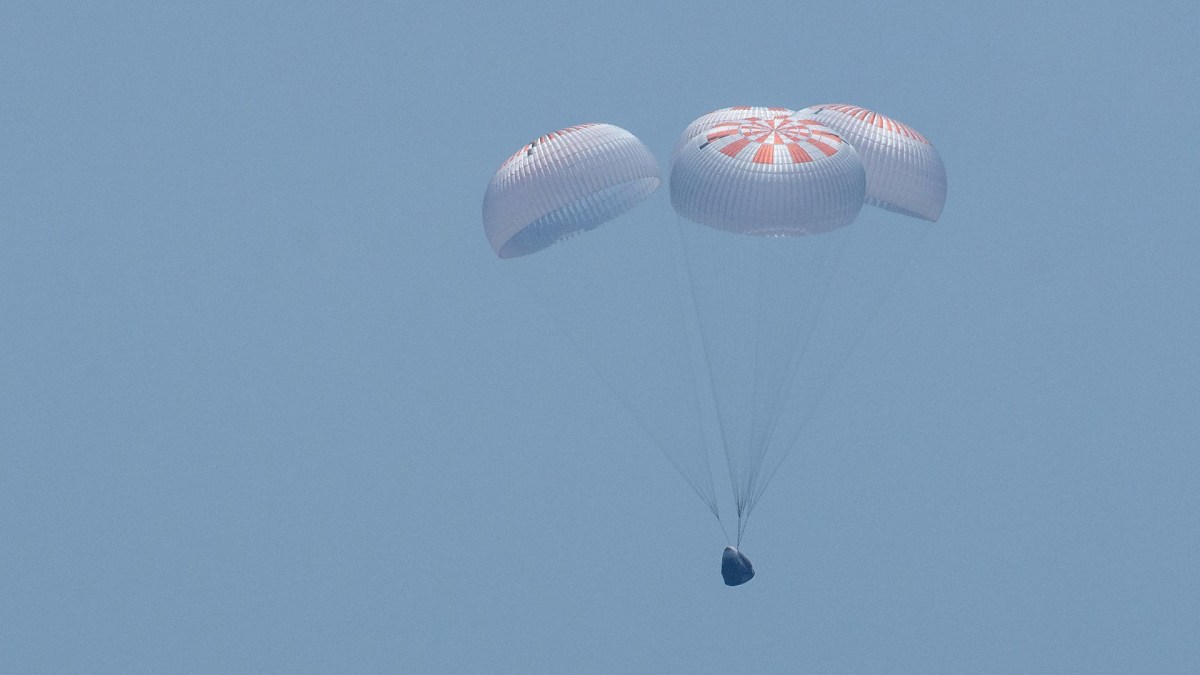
671;111;866;235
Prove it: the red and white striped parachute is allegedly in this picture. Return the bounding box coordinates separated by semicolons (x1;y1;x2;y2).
798;104;947;221
671;111;865;235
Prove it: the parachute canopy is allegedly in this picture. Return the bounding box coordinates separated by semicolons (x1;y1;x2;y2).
799;104;946;221
483;123;661;258
722;546;755;586
671;112;866;236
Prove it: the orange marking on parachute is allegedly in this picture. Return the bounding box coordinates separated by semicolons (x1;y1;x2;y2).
752;144;776;164
808;138;838;157
787;143;811;163
707;126;740;141
719;138;752;157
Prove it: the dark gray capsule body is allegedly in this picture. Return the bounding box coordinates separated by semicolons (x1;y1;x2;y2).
721;546;754;586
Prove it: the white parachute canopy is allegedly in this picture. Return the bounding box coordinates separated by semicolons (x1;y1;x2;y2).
671;112;866;235
798;104;947;221
483;123;662;258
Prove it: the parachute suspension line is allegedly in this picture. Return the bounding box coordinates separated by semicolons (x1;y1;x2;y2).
674;213;741;524
738;238;772;546
739;237;816;509
746;239;767;493
517;269;722;520
756;237;828;447
741;228;853;512
666;215;726;523
744;223;935;516
736;504;753;548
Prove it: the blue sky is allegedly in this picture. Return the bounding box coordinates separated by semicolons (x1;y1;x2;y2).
2;1;1198;672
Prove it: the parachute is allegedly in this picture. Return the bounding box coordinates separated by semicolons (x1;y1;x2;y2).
485;108;945;582
798;104;947;221
483;123;661;258
671;112;866;236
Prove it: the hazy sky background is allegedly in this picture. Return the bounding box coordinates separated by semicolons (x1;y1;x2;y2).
3;1;1198;672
